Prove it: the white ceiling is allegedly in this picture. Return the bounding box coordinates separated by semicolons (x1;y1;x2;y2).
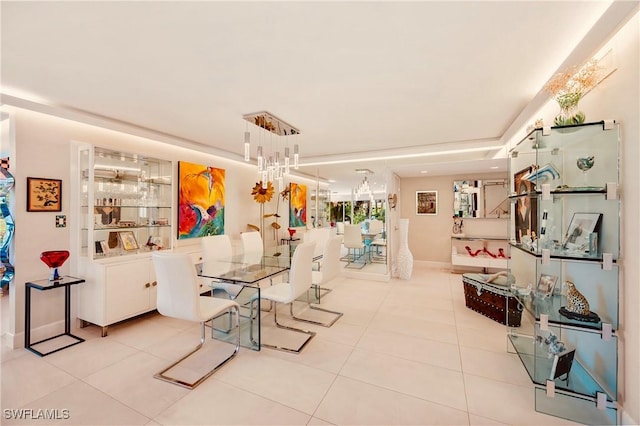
1;1;627;195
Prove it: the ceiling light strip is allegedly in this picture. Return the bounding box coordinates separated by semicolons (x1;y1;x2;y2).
301;145;505;167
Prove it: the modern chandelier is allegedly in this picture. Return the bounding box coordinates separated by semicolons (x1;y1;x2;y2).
353;169;374;201
242;111;300;189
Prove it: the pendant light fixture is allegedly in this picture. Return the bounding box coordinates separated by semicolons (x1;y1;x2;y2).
242;111;301;190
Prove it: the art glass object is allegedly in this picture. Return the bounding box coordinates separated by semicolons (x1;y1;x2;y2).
576;156;595;186
0;166;15;289
40;250;70;281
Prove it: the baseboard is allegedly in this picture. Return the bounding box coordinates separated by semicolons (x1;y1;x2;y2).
1;331;19;350
19;319;67;350
420;260;450;269
341;269;390;282
621;408;638;425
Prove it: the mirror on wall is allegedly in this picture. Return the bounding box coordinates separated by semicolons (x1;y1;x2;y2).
453;180;509;219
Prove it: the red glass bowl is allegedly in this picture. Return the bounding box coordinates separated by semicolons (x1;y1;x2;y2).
40;250;70;268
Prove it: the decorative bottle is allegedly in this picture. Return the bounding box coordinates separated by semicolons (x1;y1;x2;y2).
397;218;413;280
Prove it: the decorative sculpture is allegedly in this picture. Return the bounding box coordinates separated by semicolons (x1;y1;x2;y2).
559;281;600;323
40;250;70;281
0;165;15;290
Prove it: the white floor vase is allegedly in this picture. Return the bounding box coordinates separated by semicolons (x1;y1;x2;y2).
396;218;413;280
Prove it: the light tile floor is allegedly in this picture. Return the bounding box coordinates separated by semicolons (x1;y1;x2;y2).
1;264;582;425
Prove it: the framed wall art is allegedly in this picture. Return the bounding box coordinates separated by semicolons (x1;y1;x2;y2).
177;161;226;239
27;177;62;212
416;190;437;215
289;182;307;227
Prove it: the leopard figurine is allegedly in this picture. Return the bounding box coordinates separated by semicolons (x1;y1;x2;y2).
565;281;590;315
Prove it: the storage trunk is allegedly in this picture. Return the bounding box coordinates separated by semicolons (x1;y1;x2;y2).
462;273;522;327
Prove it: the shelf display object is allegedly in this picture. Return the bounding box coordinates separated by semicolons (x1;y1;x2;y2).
507;121;620;425
73;145;173;336
451;236;509;271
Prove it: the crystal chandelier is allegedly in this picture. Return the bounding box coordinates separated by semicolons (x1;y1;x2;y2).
353;170;374;201
242;111;300;190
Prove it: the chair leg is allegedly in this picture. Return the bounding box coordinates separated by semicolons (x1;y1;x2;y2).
345;248;365;269
312;284;332;303
250;298;315;353
290;294;343;328
154;305;240;390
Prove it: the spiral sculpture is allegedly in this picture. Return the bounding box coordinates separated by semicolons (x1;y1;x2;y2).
0;166;15;289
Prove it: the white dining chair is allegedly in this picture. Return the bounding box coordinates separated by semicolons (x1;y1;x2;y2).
201;234;240;298
201;234;244;331
343;224;365;268
151;252;240;389
241;231;263;265
301;236;343;327
248;241;317;353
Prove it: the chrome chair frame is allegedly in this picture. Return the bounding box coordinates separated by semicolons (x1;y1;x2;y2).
152;252;240;389
248;242;317;353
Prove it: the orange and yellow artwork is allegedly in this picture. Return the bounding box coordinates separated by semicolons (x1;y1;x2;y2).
178;161;225;239
289;182;307;227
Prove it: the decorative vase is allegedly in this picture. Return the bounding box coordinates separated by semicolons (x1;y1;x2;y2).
553;93;585;126
397;218;413;280
40;250;70;281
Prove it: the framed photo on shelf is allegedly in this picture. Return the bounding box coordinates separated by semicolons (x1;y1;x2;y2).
562;212;602;251
416;190;437;215
550;347;576;382
118;231;139;251
513;166;537;243
27;177;62;212
536;274;558;298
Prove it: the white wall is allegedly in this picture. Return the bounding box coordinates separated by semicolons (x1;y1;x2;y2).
400;172;508;265
2;105;323;347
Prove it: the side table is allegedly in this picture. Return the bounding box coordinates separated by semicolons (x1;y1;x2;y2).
280;237;300;246
25;275;86;356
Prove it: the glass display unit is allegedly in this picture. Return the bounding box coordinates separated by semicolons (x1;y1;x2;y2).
79;146;173;259
310;187;330;228
73;144;174;336
507;121;620;425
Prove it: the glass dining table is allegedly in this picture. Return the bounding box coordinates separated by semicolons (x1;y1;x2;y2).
197;244;317;350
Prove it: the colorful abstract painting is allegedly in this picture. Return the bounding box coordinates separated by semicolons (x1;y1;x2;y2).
289;182;307;227
178;161;225;239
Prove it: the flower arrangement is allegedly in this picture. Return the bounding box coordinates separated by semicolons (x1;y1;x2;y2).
544;59;600;126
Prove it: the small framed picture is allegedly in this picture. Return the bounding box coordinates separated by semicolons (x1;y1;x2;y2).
416;190;437;215
118;231;139;251
100;240;109;254
562;212;602;251
513;166;538;243
27;177;62;212
536;274;558;298
550;347;576;381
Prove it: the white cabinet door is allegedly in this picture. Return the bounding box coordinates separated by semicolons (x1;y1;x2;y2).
105;260;153;324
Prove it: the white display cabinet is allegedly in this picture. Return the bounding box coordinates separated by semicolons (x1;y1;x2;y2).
72;144;174;336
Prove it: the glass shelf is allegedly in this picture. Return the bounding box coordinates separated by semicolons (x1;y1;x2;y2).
79;145;173;261
507;121;620;424
509;333;616;401
509;242;615;262
515;292;616;332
